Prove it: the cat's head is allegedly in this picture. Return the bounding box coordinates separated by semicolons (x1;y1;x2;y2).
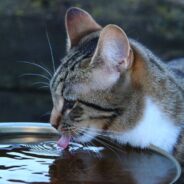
50;7;135;147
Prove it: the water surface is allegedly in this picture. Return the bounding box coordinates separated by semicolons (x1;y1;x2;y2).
0;140;178;184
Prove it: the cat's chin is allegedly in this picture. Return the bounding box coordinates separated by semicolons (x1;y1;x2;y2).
74;130;98;144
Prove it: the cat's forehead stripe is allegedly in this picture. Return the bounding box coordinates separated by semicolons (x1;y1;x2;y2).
64;37;98;68
51;36;99;91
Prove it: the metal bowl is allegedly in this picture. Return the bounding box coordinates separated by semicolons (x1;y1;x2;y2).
0;122;181;184
0;122;59;144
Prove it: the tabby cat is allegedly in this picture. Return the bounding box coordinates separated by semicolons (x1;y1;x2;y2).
50;7;184;163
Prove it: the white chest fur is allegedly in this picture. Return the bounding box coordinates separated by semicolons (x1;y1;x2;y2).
112;97;181;153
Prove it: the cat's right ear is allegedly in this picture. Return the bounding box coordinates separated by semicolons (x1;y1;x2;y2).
90;24;134;90
65;7;101;49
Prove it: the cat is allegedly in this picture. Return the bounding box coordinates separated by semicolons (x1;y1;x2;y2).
49;7;184;164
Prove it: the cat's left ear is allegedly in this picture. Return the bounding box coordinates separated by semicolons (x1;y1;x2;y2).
65;7;101;48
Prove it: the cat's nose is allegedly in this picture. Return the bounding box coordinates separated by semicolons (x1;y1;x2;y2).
50;108;61;129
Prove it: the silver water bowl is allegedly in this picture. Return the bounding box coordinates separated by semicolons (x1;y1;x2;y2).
0;122;59;144
0;122;181;184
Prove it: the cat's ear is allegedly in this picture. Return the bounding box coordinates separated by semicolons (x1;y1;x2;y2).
90;25;133;89
92;24;133;71
65;7;101;48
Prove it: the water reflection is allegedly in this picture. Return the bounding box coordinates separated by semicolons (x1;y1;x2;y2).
49;146;176;184
0;141;178;184
0;149;52;183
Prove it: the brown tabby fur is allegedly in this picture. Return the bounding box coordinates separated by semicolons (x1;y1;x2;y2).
50;7;184;168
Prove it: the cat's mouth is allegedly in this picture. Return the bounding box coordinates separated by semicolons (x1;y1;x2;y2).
57;128;90;149
57;130;86;149
57;133;72;149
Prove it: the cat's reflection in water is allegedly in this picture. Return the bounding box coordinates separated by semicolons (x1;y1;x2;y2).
49;146;176;184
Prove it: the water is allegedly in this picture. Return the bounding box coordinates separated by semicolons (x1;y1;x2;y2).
0;141;105;184
0;140;179;184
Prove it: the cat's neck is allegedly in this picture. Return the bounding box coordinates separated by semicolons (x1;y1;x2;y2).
130;39;184;124
113;96;181;153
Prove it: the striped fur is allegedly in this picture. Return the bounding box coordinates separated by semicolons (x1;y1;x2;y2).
50;7;184;163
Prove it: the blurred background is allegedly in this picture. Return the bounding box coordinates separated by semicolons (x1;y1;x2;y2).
0;0;183;122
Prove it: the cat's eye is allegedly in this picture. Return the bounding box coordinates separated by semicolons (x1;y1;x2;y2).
62;99;76;114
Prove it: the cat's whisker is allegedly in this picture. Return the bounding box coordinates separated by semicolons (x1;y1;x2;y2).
46;31;56;73
63;122;116;140
73;126;125;154
83;133;121;160
18;60;52;78
19;73;50;81
37;86;49;89
85;141;102;159
73;126;109;141
31;81;49;87
73;124;116;134
83;142;93;158
88;131;121;149
96;137;124;152
72;124;115;136
40;111;51;119
56;123;124;157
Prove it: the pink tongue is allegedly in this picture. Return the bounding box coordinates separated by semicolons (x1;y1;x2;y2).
57;135;71;149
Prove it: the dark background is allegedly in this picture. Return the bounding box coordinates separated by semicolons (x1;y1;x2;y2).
0;0;184;122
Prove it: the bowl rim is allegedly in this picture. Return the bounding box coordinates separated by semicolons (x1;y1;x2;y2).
0;122;59;135
150;144;181;184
